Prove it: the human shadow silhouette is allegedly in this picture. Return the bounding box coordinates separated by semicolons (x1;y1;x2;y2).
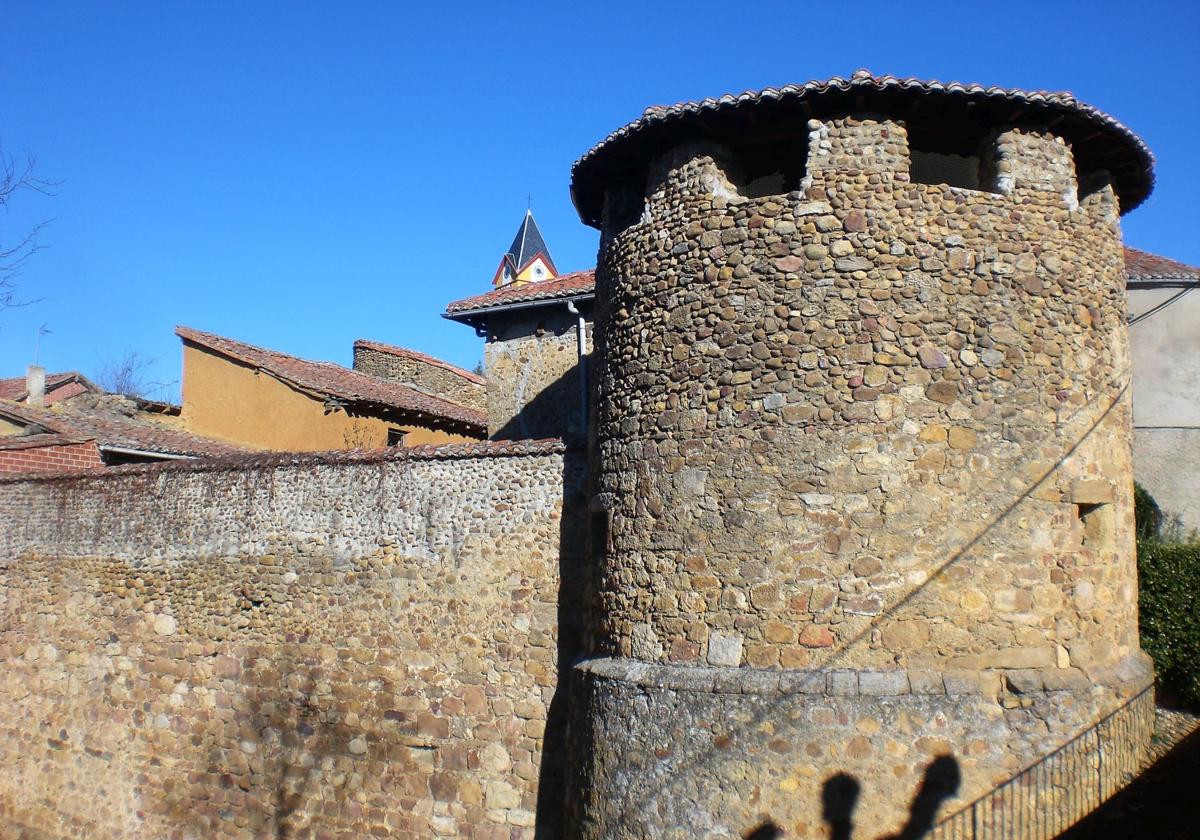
741;755;959;839
744;821;783;839
883;755;961;840
823;772;862;840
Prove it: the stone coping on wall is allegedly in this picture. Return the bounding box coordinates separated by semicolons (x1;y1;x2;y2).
575;654;1154;698
0;438;570;485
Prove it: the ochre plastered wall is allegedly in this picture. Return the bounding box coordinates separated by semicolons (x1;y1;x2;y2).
0;444;585;839
180;344;476;451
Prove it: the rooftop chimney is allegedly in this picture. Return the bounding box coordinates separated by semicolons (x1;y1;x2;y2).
25;365;45;407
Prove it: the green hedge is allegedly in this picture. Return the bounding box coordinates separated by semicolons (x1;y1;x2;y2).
1134;482;1163;542
1138;540;1200;706
1135;484;1200;707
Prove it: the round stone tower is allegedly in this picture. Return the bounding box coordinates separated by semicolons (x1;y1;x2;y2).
566;72;1156;839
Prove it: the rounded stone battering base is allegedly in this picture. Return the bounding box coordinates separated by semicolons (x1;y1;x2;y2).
567;657;1154;840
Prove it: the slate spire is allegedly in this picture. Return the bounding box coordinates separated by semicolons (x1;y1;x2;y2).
505;210;556;276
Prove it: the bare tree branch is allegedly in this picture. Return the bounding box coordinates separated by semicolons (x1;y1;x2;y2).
1;145;58;308
97;352;154;398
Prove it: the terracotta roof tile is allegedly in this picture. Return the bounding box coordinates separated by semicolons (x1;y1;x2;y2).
0;431;91;452
0;371;96;402
0;437;569;484
353;339;485;385
0;399;245;458
176;326;486;432
445;270;596;317
1124;247;1200;282
571;71;1154;226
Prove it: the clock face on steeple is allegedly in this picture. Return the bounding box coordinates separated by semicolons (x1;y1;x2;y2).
492;209;559;288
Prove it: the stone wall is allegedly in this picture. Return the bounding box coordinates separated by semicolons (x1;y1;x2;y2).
485;309;591;444
353;340;487;414
0;442;585;839
576;115;1151;838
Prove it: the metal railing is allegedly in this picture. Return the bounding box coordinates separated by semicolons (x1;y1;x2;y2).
931;685;1155;840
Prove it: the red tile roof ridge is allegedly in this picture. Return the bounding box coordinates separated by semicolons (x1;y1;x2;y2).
571;71;1154;224
1124;247;1200;281
0;437;570;484
352;339;485;384
445;270;596;316
0;370;96;402
0;432;95;452
175;326;486;431
0;398;246;458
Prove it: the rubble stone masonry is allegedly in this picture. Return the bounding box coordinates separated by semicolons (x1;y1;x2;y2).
0;443;585;839
353;341;487;414
486;310;591;444
572;112;1152;838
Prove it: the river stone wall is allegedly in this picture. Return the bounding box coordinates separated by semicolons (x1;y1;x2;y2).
486;309;591;445
0;442;585;839
576;115;1151;838
353;341;487;413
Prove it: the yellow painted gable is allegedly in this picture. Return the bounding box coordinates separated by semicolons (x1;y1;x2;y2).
514;255;555;284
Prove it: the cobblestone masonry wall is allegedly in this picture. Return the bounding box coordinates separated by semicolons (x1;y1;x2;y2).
487;311;591;444
575;117;1152;838
0;443;585;839
353;342;486;413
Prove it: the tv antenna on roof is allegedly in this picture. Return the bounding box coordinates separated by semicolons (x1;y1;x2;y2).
33;323;50;366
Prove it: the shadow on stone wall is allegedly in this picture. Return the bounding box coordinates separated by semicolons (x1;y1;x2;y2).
169;644;339;839
534;448;590;837
566;379;1136;836
745;755;961;840
491;362;588;447
1055;723;1200;839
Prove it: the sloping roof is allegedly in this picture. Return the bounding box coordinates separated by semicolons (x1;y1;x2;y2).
445;270;596;322
0;371;97;402
571;70;1155;226
0;431;91;452
176;326;486;431
1124;247;1200;282
353;339;485;385
0;399;245;458
504;210;557;276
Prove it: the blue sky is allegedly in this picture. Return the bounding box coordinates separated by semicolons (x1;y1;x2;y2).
1;1;1197;400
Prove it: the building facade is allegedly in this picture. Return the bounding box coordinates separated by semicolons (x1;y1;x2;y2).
1126;248;1200;534
177;326;486;451
446;211;595;444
